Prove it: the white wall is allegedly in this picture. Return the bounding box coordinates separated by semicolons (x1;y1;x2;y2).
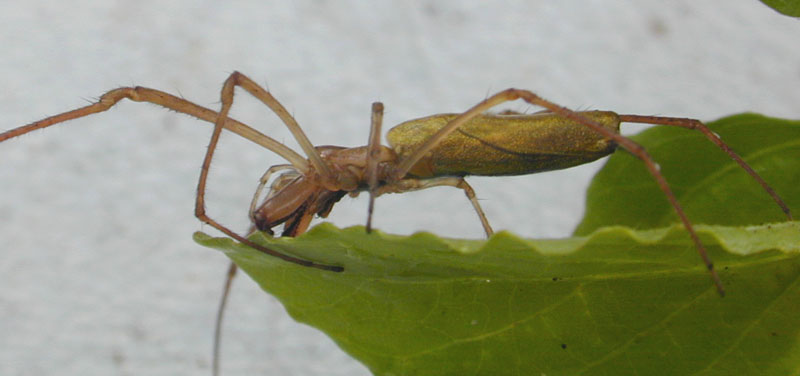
1;1;798;375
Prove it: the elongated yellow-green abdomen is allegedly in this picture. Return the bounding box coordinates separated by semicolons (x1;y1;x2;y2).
387;111;620;177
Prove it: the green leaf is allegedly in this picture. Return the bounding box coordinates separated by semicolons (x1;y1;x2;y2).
758;0;800;17
196;222;800;375
575;113;800;235
195;113;800;375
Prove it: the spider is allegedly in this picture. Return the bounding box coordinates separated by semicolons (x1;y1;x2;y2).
2;71;791;374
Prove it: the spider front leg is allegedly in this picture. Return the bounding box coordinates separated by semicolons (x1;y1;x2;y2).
211;72;336;183
195;71;343;272
1;86;306;170
1;80;333;268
